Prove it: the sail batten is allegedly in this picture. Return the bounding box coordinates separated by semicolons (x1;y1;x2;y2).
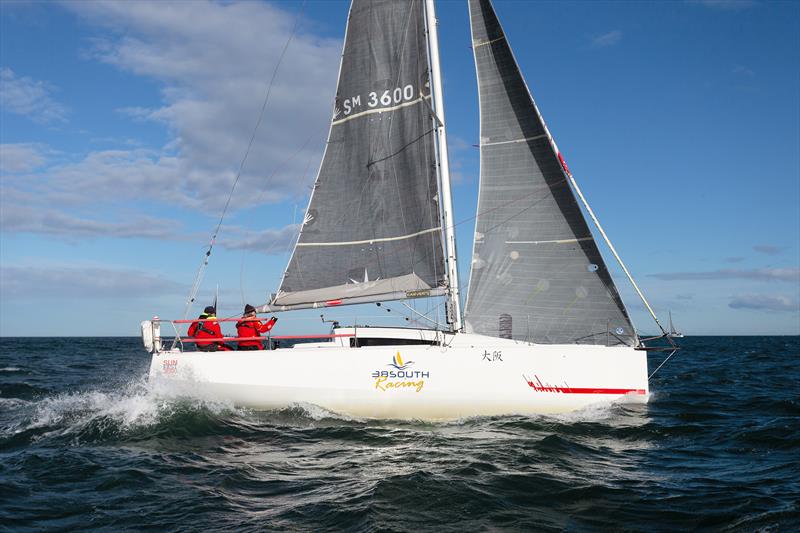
295;226;442;248
272;0;446;310
482;134;548;147
465;0;635;346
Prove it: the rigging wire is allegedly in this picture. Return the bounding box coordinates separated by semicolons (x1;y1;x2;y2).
648;349;679;380
180;1;307;319
239;249;247;309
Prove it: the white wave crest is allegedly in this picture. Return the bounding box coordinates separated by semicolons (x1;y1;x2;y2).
17;377;240;439
0;397;31;410
289;402;361;422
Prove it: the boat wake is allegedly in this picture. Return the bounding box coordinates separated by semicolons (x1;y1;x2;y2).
0;377;247;448
0;374;387;451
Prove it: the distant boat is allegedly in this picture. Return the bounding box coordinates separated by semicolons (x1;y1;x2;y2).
142;0;677;420
668;312;684;338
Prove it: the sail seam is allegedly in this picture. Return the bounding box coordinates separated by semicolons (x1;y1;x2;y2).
482;134;547;146
505;237;593;245
332;95;431;125
296;226;442;247
472;36;506;48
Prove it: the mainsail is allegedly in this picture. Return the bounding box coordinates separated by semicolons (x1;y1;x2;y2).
464;0;636;346
271;0;446;310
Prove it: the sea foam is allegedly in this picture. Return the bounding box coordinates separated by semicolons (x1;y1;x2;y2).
14;377;240;441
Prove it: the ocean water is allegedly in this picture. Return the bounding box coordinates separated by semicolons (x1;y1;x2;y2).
0;336;798;531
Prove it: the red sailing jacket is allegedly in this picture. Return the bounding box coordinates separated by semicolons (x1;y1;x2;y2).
235;317;277;349
188;316;224;347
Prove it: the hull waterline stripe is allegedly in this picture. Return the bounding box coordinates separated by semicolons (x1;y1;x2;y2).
505;237;593;245
296;226;442;247
524;375;645;395
331;95;432;125
481;133;547;147
553;387;646;395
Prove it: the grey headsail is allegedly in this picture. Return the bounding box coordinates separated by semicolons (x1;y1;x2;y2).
464;0;636;346
270;0;446;310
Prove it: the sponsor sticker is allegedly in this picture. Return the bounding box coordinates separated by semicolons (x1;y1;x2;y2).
405;289;431;298
162;359;178;375
371;352;429;392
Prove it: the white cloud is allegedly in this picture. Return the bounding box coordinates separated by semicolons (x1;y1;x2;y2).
447;135;478;185
729;294;799;312
42;148;185;206
689;0;757;10
0;202;190;241
0;0;342;248
732;64;755;77
752;244;784;256
0;265;185;299
591;30;622;48
0;190;299;254
62;0;341;212
0;67;69;124
650;267;799;283
219;224;299;254
0;143;47;173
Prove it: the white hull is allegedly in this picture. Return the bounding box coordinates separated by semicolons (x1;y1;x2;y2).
148;328;649;420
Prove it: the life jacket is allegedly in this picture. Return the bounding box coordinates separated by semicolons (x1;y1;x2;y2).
236;319;264;349
189;314;223;346
236;317;277;349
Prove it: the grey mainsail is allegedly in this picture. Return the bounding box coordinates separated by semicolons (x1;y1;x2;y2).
271;0;446;310
464;0;636;346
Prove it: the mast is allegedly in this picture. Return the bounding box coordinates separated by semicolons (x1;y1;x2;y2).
424;0;463;331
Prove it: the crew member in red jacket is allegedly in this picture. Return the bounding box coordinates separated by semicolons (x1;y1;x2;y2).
236;304;278;350
188;306;232;351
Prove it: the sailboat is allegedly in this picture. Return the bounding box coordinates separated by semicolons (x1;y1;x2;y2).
668;312;684;338
142;0;675;420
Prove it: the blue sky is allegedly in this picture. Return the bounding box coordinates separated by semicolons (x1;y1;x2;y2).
1;0;798;337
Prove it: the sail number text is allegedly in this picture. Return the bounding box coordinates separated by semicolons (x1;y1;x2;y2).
340;84;416;116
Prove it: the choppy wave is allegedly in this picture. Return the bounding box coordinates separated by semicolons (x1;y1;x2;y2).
1;336;798;530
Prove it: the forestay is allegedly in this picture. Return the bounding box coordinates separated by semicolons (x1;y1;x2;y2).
464;0;636;346
270;0;446;310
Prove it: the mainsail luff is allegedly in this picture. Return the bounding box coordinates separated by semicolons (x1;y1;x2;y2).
464;0;636;346
270;0;446;311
